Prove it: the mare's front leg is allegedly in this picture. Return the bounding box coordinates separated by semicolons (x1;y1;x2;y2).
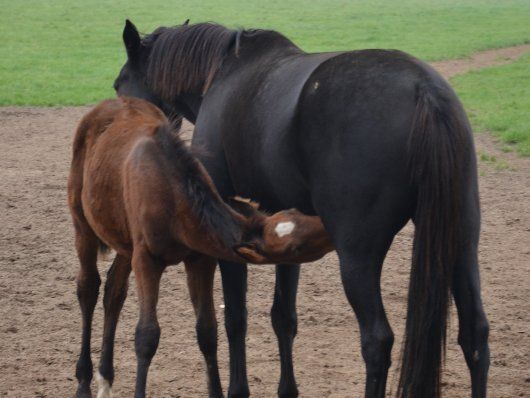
131;248;164;398
74;227;101;398
193;131;246;396
97;254;132;398
271;264;301;397
185;254;223;397
219;260;249;398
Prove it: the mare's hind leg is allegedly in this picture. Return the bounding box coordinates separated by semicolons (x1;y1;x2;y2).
336;240;395;398
313;185;410;398
185;254;223;398
271;264;300;398
97;254;132;398
453;249;489;398
452;213;489;397
131;248;164;398
74;226;101;398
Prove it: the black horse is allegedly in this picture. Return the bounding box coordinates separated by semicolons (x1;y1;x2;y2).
113;20;490;398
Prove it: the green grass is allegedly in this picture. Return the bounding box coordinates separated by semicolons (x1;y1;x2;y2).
1;0;530;105
452;53;530;156
477;151;515;170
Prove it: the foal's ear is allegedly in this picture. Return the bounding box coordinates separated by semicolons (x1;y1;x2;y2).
233;243;268;264
228;196;261;218
183;18;190;25
123;19;141;59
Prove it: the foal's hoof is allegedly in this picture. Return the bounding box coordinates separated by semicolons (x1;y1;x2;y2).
95;371;113;398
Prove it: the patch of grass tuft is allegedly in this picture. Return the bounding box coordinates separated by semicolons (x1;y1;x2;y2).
476;151;515;170
478;152;497;163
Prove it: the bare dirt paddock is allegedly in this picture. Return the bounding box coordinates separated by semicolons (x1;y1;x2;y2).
0;104;529;398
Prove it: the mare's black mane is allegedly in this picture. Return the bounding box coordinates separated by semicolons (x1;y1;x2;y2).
143;23;297;99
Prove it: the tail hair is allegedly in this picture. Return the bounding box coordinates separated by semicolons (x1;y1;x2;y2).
397;80;469;397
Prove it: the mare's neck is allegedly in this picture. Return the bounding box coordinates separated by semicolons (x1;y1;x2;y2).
173;93;202;124
172;29;302;123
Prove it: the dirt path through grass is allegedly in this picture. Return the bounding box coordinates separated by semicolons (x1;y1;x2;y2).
431;43;530;78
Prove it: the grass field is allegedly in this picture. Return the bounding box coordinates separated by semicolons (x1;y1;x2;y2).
1;0;529;155
1;0;530;105
452;53;530;156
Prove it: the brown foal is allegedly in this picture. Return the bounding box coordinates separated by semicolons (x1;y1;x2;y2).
67;97;333;398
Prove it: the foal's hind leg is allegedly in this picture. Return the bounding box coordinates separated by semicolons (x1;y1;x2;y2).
97;254;131;398
74;227;101;398
132;248;164;398
185;254;223;398
271;264;300;398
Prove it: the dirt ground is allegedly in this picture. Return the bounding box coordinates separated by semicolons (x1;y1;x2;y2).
1;49;529;397
431;43;530;78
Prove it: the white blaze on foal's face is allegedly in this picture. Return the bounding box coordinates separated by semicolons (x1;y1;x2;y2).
275;221;295;237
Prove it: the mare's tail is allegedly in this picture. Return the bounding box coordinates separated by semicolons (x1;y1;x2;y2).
397;80;470;397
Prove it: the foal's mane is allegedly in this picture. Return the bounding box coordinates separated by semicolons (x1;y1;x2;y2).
145;23;239;99
153;123;242;247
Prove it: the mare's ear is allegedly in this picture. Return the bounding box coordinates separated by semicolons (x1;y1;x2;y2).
233;243;268;264
123;19;141;59
183;18;190;25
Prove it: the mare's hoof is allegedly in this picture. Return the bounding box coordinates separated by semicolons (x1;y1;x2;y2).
227;385;250;398
278;385;299;398
76;382;92;398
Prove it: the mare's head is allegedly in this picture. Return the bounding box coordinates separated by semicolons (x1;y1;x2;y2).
114;20;161;103
229;198;334;264
114;19;236;119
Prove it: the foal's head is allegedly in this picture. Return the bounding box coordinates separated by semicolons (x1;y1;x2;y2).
229;198;334;264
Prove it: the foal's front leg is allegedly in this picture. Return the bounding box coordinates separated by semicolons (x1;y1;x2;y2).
185;254;223;397
131;248;164;398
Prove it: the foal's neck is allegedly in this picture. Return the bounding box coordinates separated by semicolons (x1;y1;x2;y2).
183;205;248;263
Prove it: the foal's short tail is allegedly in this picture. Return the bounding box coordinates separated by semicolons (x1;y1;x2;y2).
397;80;470;398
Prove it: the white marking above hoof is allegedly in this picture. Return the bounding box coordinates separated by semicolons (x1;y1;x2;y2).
275;221;295;237
96;371;113;398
